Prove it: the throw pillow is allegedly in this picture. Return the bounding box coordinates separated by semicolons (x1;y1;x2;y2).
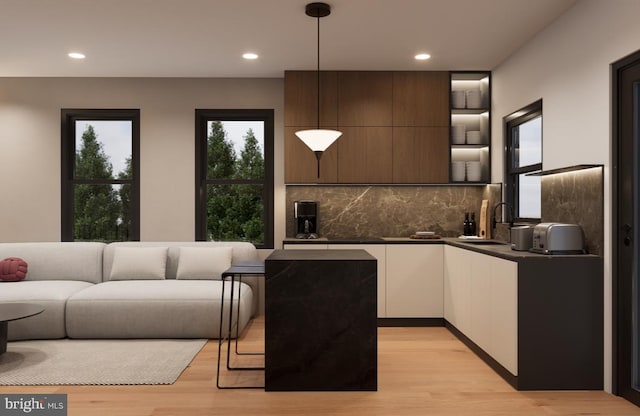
109;246;168;280
0;257;28;281
176;246;233;280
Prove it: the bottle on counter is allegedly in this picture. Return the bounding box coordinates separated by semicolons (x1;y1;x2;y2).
463;212;471;236
469;212;477;236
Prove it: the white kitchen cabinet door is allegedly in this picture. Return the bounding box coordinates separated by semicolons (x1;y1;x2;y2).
328;244;387;318
469;250;492;352
283;244;329;250
386;245;443;318
490;257;518;375
443;246;472;333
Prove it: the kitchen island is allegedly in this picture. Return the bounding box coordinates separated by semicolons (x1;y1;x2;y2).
265;249;377;391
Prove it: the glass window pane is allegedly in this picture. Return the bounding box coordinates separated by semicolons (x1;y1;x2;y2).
73;184;130;242
207;121;264;179
514;116;542;168
75;120;132;179
206;184;264;244
517;174;541;219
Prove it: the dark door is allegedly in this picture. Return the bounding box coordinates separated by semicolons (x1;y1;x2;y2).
614;49;640;406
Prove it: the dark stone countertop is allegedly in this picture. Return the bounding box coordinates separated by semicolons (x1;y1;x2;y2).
283;237;602;261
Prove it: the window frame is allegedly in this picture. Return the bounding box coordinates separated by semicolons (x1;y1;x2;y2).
195;109;274;249
61;109;140;241
504;99;543;222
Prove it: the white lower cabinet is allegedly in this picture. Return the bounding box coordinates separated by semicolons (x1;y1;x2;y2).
443;246;472;334
385;245;443;318
283;244;329;250
444;245;518;376
489;257;517;375
328;244;387;318
469;251;492;353
284;243;443;319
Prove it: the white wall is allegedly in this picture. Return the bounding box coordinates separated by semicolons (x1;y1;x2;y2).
492;0;640;392
0;77;285;247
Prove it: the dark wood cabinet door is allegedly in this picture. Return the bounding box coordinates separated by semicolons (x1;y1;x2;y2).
284;126;338;183
338;127;392;183
393;71;450;127
338;72;393;126
284;71;337;127
392;127;449;183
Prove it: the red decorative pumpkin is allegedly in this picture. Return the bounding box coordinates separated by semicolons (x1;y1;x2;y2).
0;257;28;281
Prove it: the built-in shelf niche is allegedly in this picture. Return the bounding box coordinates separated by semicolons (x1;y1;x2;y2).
450;71;491;183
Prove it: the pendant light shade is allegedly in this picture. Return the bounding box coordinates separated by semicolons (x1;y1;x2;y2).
295;2;342;178
295;129;342;152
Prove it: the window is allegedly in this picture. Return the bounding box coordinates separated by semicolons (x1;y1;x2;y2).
195;109;274;249
61;109;140;241
504;100;542;221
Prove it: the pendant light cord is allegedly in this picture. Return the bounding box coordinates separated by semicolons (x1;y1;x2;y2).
316;12;320;130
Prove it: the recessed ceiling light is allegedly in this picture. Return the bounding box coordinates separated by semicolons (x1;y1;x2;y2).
415;53;431;61
68;52;86;60
242;53;259;60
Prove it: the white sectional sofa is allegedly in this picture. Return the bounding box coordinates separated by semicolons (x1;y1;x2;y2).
0;241;260;340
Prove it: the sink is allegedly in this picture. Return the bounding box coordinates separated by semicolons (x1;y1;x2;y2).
459;240;508;245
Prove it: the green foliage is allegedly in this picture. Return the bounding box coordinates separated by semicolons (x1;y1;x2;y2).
236;128;264;179
75;125;113;179
207;121;236;179
117;157;133;240
74;125;129;242
206;124;265;245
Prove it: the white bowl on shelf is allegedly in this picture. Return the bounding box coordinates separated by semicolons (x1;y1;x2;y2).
465;161;482;181
466;89;482;109
452;90;466;109
451;161;466;181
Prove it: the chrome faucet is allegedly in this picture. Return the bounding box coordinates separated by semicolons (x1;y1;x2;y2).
492;202;514;230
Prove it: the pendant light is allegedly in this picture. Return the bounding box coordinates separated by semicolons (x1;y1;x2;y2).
295;2;342;178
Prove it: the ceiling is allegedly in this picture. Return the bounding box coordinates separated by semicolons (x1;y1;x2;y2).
1;0;577;78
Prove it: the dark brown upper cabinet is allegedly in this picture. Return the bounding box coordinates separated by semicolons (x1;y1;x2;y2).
392;127;450;183
338;72;393;126
284;71;337;127
393;71;450;127
338;127;393;183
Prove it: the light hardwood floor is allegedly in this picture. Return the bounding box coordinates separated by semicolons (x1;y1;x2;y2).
1;317;639;416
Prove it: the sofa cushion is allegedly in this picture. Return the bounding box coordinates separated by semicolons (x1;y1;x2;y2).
109;246;168;280
0;242;105;284
176;246;232;280
104;241;258;280
0;280;95;340
0;257;28;281
66;280;254;339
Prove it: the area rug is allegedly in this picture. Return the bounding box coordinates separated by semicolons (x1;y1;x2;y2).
0;339;207;385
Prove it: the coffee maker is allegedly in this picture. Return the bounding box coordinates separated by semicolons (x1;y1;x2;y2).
294;200;318;239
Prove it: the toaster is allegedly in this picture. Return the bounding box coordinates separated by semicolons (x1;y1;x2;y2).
530;223;585;255
510;225;534;251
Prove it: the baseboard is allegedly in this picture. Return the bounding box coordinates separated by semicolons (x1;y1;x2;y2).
444;320;518;388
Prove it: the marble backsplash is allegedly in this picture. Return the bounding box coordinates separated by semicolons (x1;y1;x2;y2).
286;185;501;239
286;166;604;256
541;167;604;256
